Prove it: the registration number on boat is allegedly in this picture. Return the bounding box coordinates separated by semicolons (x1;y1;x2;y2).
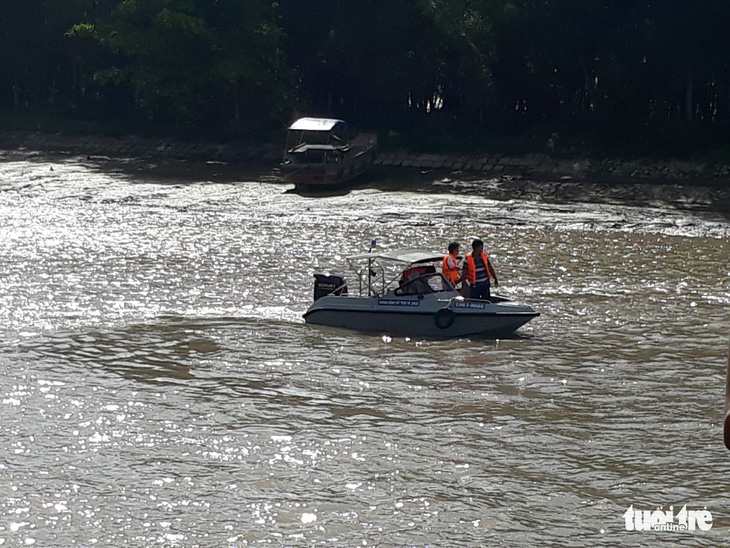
453;301;487;310
378;299;420;307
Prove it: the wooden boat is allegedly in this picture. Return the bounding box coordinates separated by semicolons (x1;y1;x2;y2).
277;118;376;189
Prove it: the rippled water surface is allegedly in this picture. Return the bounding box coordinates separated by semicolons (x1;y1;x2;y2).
0;154;729;546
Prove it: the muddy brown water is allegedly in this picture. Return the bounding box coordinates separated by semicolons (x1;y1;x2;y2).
0;151;728;546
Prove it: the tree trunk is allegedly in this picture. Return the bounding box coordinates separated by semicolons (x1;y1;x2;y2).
234;83;241;130
685;66;693;121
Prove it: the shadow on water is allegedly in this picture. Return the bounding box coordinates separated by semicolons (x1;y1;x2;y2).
7;149;271;185
4;312;539;426
6;315;339;388
303;319;539;343
284;169;382;198
286;184;354;198
8;318;228;385
84;156;268;185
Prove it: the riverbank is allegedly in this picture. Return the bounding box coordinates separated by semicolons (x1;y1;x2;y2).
1;130;729;213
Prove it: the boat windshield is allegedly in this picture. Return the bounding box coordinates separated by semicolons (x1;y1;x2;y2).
349;262;455;296
394;273;453;296
344;249;452;297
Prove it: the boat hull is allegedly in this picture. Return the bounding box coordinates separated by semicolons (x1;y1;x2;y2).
279;159;371;187
278;131;377;188
304;295;539;338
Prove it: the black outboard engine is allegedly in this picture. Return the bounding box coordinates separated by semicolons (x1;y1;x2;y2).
313;274;348;301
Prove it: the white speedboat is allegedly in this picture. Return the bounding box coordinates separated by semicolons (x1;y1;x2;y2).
304;247;539;338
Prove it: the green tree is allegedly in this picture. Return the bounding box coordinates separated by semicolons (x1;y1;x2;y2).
641;0;730;123
278;0;500;132
71;0;293;137
417;0;501;127
0;0;94;110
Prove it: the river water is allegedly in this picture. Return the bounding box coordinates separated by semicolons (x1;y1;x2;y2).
0;152;728;547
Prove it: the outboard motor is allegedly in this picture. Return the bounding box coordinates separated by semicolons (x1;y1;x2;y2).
313;274;348;301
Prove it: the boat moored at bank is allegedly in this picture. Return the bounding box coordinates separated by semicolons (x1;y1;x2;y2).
277;117;377;189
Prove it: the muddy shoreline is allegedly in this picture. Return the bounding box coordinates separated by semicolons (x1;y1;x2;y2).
1;130;729;214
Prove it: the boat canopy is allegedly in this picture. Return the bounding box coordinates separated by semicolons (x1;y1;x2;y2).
346;249;443;265
343;249;447;297
288;117;346;132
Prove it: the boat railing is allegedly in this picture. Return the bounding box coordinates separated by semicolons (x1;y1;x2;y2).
356;265;387;296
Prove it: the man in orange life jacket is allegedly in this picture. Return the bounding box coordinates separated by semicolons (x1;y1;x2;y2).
464;238;498;300
442;242;463;288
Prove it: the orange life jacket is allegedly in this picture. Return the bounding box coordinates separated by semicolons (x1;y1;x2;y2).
464;251;495;284
442;254;460;284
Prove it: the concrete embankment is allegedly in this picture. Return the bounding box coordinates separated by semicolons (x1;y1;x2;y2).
2;130;730;184
374;151;730;186
1;131;729;211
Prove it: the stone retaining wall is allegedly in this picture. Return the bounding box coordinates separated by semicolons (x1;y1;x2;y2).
374;152;729;184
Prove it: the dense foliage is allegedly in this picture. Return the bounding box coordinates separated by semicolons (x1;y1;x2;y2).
2;0;730;152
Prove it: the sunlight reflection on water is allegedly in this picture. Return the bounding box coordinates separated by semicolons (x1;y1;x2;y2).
0;156;728;546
